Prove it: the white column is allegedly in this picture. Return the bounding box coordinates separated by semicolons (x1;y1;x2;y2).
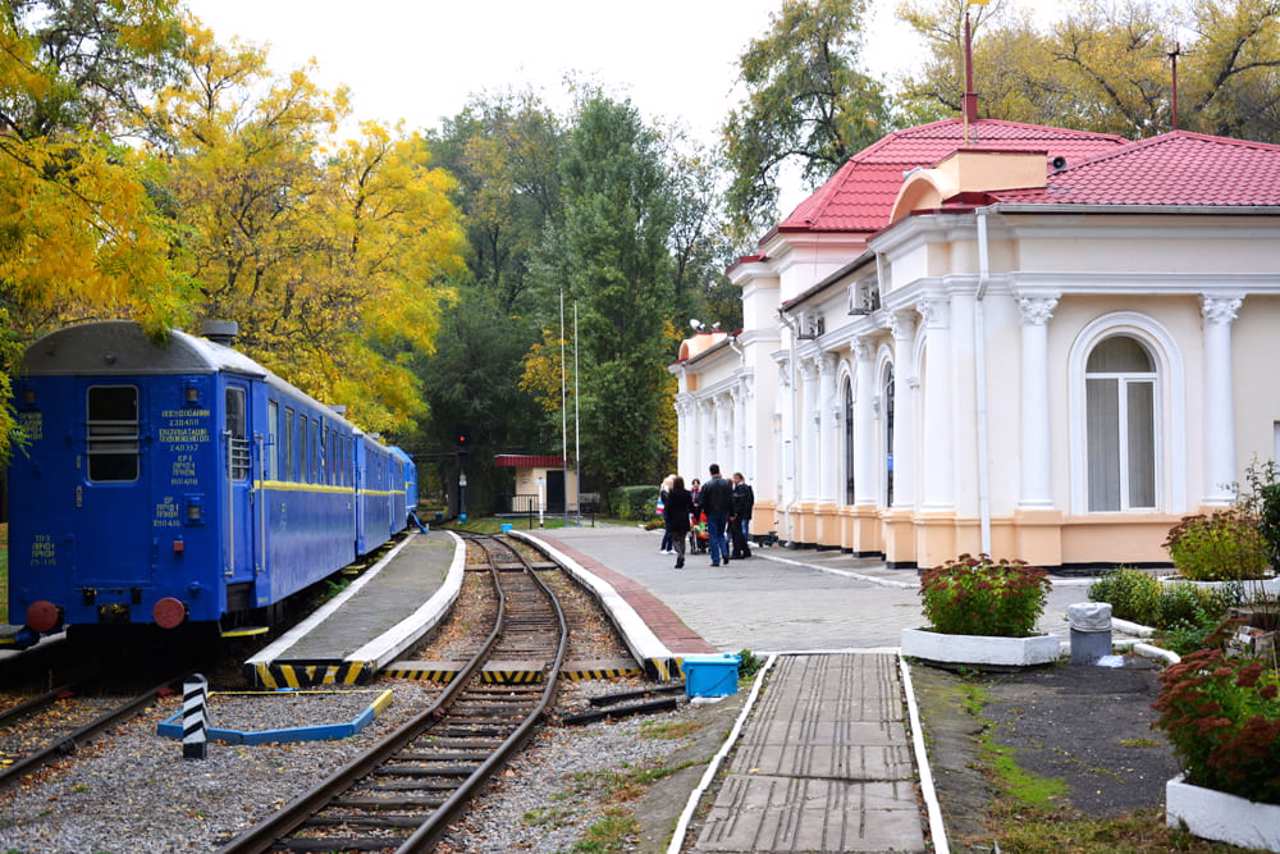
799;357;820;501
732;383;747;478
1202;294;1242;505
890;311;918;509
853;338;877;506
742;376;756;483
918;296;954;510
778;357;795;508
720;393;735;475
1017;296;1059;507
701;399;714;478
674;399;685;476
818;353;839;503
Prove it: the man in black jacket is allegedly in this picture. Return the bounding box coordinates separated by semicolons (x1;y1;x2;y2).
700;464;734;567
729;472;754;559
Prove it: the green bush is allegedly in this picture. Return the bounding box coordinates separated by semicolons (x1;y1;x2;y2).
1164;510;1270;581
1239;458;1280;572
608;485;660;521
920;555;1051;638
1088;568;1163;626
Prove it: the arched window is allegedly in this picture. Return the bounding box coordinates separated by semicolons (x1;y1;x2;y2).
1086;336;1156;511
842;375;855;504
884;365;895;507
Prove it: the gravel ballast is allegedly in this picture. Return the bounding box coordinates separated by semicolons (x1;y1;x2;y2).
0;681;442;853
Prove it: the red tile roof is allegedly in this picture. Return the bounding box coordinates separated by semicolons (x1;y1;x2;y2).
773;118;1126;235
993;130;1280;207
494;454;565;468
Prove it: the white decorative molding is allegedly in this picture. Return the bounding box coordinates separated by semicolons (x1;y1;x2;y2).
889;309;917;342
1200;294;1243;325
1016;295;1060;326
915;296;950;329
853;336;875;362
1067;311;1187;515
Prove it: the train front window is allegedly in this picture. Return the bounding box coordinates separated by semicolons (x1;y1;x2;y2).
225;388;249;481
86;386;139;482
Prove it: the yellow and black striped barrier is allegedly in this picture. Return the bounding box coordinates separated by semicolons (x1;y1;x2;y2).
252;660;368;689
559;659;644;682
645;656;685;683
381;662;461;683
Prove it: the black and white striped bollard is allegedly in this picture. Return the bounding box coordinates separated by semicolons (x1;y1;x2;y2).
182;673;209;760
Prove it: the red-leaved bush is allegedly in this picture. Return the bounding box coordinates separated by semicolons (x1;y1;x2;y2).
920;554;1051;638
1154;647;1280;804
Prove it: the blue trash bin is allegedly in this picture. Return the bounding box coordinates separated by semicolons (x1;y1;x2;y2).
683;653;741;698
500;523;513;533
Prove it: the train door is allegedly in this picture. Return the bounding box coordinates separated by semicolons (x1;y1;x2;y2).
78;381;151;587
223;380;255;584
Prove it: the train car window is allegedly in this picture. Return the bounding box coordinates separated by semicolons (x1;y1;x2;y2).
86;386;139;482
284;408;295;481
225;388;249;481
267;400;279;480
321;425;328;484
310;419;319;483
298;415;308;483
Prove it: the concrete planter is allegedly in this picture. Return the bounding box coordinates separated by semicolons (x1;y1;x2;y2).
900;627;1061;667
1167;774;1280;852
1160;576;1280;595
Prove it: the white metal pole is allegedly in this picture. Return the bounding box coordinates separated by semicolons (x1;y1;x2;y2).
560;290;569;525
574;302;581;525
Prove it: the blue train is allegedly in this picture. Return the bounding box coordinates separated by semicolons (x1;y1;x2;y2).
7;320;418;643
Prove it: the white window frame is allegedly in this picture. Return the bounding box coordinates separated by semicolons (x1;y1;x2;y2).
1068;311;1186;515
1084;361;1159;512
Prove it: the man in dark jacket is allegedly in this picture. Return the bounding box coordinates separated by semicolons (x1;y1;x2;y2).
700;464;734;567
729;472;754;559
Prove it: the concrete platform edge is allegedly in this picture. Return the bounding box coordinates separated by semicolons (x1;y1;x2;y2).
512;530;678;680
899;652;950;854
758;552;918;590
246;532;419;669
345;530;467;670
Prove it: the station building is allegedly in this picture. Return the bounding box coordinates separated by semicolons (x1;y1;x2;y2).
672;117;1280;570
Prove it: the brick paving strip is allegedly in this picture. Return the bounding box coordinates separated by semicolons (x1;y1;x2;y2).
695;653;927;853
537;532;716;654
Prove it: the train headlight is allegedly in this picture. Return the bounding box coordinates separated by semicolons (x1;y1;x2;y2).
184;384;200;404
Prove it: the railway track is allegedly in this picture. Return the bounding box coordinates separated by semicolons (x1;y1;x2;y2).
0;678;177;790
220;534;568;853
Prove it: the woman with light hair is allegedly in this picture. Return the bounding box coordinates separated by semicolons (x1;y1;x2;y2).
658;474;676;554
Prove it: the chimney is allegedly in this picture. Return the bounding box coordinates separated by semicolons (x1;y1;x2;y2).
200;319;239;346
963;12;979;126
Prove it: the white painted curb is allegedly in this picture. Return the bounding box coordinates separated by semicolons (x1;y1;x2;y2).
1111;617;1156;638
512;530;678;677
899;653;950;854
246;531;418;667
759;552;917;589
1167;774;1280;851
346;531;466;669
666;654;778;854
1134;642;1181;665
901;627;1062;667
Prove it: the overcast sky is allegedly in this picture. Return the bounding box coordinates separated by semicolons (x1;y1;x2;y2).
185;0;1065;214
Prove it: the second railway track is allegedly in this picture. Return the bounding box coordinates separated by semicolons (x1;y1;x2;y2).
220;534;568;853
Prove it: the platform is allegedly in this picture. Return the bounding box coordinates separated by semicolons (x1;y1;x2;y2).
246;532;465;687
513;530;714;681
695;653;927;852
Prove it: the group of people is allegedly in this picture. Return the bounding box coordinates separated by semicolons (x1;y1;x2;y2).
657;464;754;569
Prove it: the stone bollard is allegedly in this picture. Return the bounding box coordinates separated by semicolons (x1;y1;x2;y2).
182;673;209;760
1068;602;1112;665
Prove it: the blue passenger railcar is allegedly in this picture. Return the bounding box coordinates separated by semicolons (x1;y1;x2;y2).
7;321;414;640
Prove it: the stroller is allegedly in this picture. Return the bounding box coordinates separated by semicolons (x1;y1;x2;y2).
688;511;710;554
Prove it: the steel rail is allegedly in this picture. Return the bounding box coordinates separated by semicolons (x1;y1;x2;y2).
217;537;513;854
395;535;568;852
0;677;177;790
0;683;77;730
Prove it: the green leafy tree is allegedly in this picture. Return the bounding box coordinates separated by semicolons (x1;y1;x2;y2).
534;93;677;487
722;0;890;240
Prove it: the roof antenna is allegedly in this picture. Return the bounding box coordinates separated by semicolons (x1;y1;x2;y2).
1168;42;1181;130
962;5;980;143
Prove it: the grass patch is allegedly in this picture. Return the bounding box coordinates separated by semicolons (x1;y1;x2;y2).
522;805;575;829
962;677;1068;809
987;804;1254;853
639;719;704;740
1119;737;1161;749
572;806;640;853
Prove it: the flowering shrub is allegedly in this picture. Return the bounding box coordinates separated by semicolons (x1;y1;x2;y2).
1154;648;1280;804
920;555;1051;638
1164;510;1270;581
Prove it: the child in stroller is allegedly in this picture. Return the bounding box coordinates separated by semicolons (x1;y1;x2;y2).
688;510;710;554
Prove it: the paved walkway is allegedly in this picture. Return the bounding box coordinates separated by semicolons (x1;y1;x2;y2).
282;535;453;660
538;526;1086;652
696;653;926;852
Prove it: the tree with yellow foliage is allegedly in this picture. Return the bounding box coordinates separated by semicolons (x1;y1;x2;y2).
151;20;465;435
0;0;190;463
